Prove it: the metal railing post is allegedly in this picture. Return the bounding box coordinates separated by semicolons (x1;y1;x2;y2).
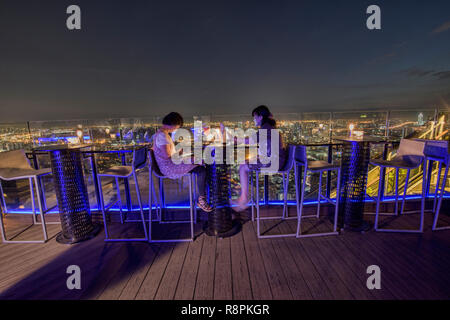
326;144;332;199
379;110;390;202
89;153;102;211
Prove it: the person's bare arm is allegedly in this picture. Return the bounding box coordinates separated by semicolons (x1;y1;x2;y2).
161;144;175;160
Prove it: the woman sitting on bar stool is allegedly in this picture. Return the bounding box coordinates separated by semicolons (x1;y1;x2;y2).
232;105;287;212
152;112;213;212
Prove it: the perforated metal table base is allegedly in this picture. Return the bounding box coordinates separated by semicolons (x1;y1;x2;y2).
43;145;100;244
338;139;372;232
56;224;101;244
203;145;241;238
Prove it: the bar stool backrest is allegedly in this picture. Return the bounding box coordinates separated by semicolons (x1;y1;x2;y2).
396;139;425;158
148;148;164;177
280;145;296;172
415;139;449;164
132;147;148;170
294;145;308;166
0;149;33;170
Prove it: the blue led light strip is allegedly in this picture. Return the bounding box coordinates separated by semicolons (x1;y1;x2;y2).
6;194;450;214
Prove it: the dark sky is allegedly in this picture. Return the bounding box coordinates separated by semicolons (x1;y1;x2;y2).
0;0;449;121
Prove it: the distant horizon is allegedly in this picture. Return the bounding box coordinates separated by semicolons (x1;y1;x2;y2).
0;105;442;126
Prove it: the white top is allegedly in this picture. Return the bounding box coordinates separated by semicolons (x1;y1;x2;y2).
153;131;175;156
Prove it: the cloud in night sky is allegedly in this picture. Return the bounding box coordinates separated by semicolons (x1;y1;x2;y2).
400;68;450;80
431;21;450;34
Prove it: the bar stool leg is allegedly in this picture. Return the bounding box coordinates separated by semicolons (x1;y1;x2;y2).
296;166;307;237
334;168;341;232
400;169;410;215
282;173;288;219
433;162;443;213
250;171;254;221
159;178;164;220
395;168;399;215
189;174;194;240
256;171;261;237
193;174;198;223
149;170;155;240
0;181;7;214
432;165;449;230
150;176;161;222
39;176;47;213
98;176;109;239
115;177;123;224
294;164;300;218
34;177;48;241
148;169;152;221
374;167;384;231
0;206;7;242
420;160;428;232
317;171;322;218
30;177;37;224
133;172;148;240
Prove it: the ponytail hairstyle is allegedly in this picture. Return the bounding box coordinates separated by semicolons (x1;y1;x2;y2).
252;105;276;127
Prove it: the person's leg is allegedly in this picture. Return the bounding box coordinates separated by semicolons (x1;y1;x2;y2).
238;164;249;204
193;165;206;197
189;166;212;212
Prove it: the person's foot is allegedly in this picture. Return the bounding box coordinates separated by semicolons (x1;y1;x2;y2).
197;196;213;212
231;197;249;212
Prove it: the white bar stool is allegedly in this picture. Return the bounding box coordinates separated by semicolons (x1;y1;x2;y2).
295;145;340;238
148;149;195;242
0;150;58;243
97;147;148;241
370;139;426;233
417;140;450;231
249;145;297;238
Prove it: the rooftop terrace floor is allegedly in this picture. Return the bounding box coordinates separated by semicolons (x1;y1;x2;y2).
0;205;450;300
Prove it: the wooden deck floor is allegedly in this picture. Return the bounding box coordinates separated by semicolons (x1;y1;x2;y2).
1;204;450;300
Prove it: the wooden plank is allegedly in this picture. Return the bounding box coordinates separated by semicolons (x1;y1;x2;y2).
194;233;216;300
267;220;313;299
293;211;378;299
28;227;128;299
0;228;111;299
134;242;176;300
241;221;272;300
324;229;396;299
254;220;293;300
284;219;355;299
277;222;334;299
118;244;160;300
154;239;190;300
0;242;69;292
338;231;417;299
213;237;232;300
174;235;204;300
364;228;444;299
230;228;253;300
97;243;151;300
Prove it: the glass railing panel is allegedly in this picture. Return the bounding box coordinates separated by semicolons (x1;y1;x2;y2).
0;122;33;152
28;119;91;147
86;118;122;145
331;110;388;138
299;112;332;144
276;113;302;145
388;109;436;140
118;117;158;144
